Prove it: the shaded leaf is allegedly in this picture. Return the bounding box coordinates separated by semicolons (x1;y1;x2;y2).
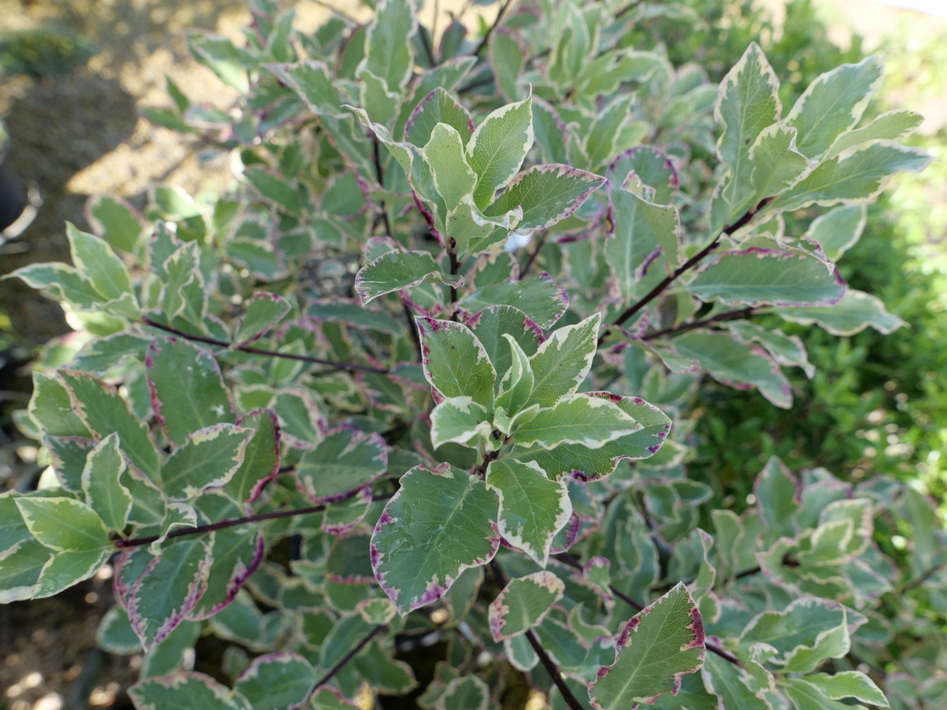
488;569;565;641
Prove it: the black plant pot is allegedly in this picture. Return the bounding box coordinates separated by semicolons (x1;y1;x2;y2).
0;143;27;232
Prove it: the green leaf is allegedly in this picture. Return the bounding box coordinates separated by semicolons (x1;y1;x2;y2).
490;29;524;101
234;292;292;344
223;409;281;511
161;424;254;499
607;189;681;298
688;249;846;307
0;539;52;602
116;537;213;650
488;570;565;641
459;274;568;330
423;122;478;211
359;0;416;92
296;426;387;502
10;262;101;310
824;109;923;159
437;676;490;710
358;69;401;125
467;305;543;378
590;583;705;708
466;94;534;208
67;222;136;305
507;392;672;480
445;193;521;259
417;316;497;407
701;652;771;710
527;313;600;407
714;43;781;224
772;141;931;212
234;652;315;709
754;456;800;539
15;496;110;552
354;249;461;305
726;320;814;377
353;641;419;694
607;146;679;206
146;338;236;447
86;194;145;252
513;394;641;449
371;464;499;613
96;605;143;654
808;204;867;262
805;672;889;708
783;678;866;710
33;547;112;599
486;459;571;566
72;331;153;374
267;60;346;117
311;688;360;710
81;433;133;531
189;494;265;619
244;167;300;215
776;288;905;335
486;164;606;232
405;87;474;146
670;331;792;408
749;125;810;201
785;56;884;159
28;371;92;438
430;397;492;449
495;335;535;416
130;672;250;710
739;597;849;671
0;493;32;550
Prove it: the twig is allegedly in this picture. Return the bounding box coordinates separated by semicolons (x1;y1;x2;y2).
372;136;393;237
642;307;756;341
116;492;393;548
599;199;769;346
518;230;549;280
491;561;585;710
311;624;386;693
142;318;389;374
471;0;514;58
418;21;437;68
448;238;461;317
554;553;742;666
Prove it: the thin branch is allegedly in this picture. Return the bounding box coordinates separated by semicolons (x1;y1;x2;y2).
471;0;514;58
599;200;769;346
431;0;441;59
642;307;756;341
491;561;585;710
116;492;393;548
372;135;393;237
311;624;386;693
518;230;549;280
554;553;742;666
615;0;644;19
403;300;424;361
418;21;437;68
472;443;503;478
142;318;389;374
448;238;461;318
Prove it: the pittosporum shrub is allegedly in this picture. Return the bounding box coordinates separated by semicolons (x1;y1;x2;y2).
4;0;945;708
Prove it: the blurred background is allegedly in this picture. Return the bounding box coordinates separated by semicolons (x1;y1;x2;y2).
0;0;945;708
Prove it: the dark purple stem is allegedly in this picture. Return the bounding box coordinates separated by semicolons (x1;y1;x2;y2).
491;561;585;710
372;135;393;237
643;307;756;341
116;492;393;549
554;553;742;666
311;624;386;692
142;318;389;374
518;229;549;280
471;0;514;58
600;199;770;346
